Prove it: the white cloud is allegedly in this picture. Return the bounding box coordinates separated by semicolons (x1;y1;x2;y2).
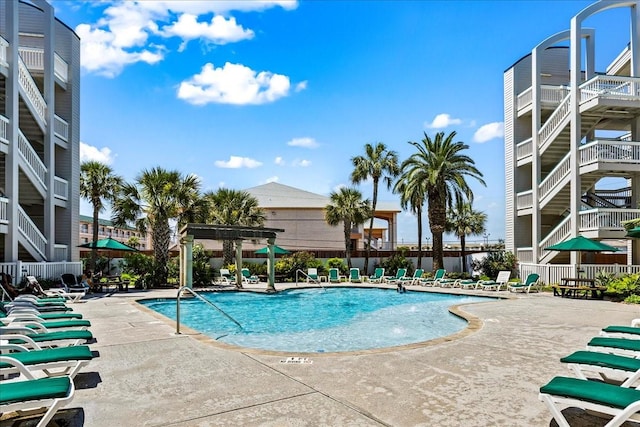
218;181;226;188
177;62;292;105
161;14;253;51
274;156;285;165
76;1;297;76
332;183;347;192
293;159;311;167
80;141;114;164
473;122;504;143
295;81;308;92
287;137;318;148
265;176;280;183
424;113;462;129
214;156;262;168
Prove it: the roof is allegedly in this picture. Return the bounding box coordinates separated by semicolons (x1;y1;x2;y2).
79;215;137;230
244;182;400;212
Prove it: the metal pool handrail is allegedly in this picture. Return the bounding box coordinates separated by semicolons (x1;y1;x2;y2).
295;269;326;290
176;286;242;334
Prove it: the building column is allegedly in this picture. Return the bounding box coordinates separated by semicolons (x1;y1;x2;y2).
266;237;276;292
632;2;639;77
531;48;541;263
184;235;193;289
4;0;19;262
569;16;583;266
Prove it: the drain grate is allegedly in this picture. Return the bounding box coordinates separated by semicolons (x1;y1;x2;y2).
280;357;313;364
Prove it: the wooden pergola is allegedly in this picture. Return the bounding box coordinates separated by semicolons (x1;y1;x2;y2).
178;223;285;292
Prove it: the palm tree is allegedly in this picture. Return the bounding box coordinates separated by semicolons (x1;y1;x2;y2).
445;200;487;273
402;131;485;270
204;188;266;267
325;187;371;269
351;143;399;273
80;161;122;272
112;167;201;286
393;172;426;268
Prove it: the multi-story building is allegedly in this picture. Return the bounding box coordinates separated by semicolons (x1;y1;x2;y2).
505;0;640;266
78;215;152;251
0;0;80;262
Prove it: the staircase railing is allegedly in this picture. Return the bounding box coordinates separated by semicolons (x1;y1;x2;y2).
17;56;46;125
539;93;571;150
17;205;46;259
539;216;571;255
17;130;47;190
539;153;570;203
176;286;242;334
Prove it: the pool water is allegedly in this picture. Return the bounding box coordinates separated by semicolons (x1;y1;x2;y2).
141;288;489;353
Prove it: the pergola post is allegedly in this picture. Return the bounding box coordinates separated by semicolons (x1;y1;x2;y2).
184;235;193;289
235;239;243;288
266;237;276;292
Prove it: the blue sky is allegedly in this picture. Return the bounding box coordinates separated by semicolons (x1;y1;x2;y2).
53;0;632;246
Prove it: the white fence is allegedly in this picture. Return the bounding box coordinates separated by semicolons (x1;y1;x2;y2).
0;261;82;285
519;263;640;286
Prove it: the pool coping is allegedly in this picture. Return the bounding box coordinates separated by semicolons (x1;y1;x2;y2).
133;284;505;357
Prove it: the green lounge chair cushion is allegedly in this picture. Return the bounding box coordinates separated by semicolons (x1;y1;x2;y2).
38;319;91;329
8;330;93;344
589;337;640;352
540;376;640;409
603;326;640;336
561;350;640;372
0;345;93;369
0;376;71;405
0;311;82;320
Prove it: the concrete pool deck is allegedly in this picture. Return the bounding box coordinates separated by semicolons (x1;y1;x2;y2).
3;284;640;426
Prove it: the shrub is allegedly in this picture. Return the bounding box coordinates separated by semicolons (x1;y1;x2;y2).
192;245;213;287
471;251;517;279
379;254;414;275
606;273;640;301
274;252;323;280
326;258;347;274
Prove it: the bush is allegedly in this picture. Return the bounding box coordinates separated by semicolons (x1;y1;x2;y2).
471;251;517;280
379;254;414;275
274;252;323;280
606;273;640;301
326;258;347;274
192;245;213;287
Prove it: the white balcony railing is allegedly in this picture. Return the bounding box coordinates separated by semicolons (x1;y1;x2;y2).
19;46;69;84
0;114;8;145
539;153;571;202
580;75;640;103
18;130;47;189
54;53;68;82
0;36;7;67
516;190;533;210
17;205;46;258
0;196;8;224
516;85;570;111
579;208;640;231
580;140;640;165
516;137;533;160
17;57;46;125
54;176;68;201
539;216;571;254
53;115;69;142
516;87;532;110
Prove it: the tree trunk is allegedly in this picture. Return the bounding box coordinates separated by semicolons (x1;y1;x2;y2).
428;191;447;271
460;235;467;273
222;240;234;265
344;221;352;269
365;180;378;274
416;205;423;269
91;205;99;272
152;219;171;286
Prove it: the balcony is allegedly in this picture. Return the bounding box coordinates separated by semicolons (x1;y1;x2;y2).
516;85;570;116
19;46;69;84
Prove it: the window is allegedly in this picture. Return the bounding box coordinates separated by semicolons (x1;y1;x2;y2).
81;224;88;233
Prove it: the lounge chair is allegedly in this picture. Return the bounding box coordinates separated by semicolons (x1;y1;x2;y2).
348;268;363;283
477;271;511;291
2;328;94;349
453;279;477;289
587;337;640;357
328;268;343;283
539;376;640;427
384;268;408;284
0;370;75;427
1;309;83;322
420;269;446;287
0;344;93;379
401;268;424;286
241;268;260;284
601;325;640;340
368;268;385;283
1;316;91;332
561;350;640;388
60;273;90;293
507;273;540;293
306;268;319;283
217;269;236;285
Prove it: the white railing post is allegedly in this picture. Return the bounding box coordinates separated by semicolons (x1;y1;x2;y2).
17;57;47;125
17;130;47;189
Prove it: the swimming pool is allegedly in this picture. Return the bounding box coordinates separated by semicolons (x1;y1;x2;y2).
141;288;489;353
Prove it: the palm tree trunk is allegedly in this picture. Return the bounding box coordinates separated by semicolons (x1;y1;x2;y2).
344;221;352;269
416;205;423;269
222;240;234;265
365;181;378;274
91;205;99;272
153;219;171;286
428;190;447;271
460;235;467;273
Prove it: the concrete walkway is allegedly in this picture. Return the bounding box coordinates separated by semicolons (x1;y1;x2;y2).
3;285;640;426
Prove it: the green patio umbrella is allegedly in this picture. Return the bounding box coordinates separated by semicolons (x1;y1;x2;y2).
79;237;138;274
544;235;619;273
626;226;640;238
254;245;290;255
